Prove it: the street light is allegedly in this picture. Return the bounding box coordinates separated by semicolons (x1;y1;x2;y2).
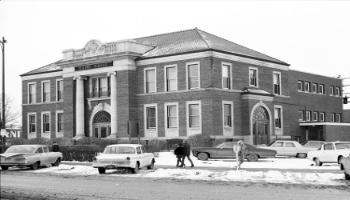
0;37;6;130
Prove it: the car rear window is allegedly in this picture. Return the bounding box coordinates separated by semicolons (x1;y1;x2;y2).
5;146;37;153
104;146;136;154
335;143;350;150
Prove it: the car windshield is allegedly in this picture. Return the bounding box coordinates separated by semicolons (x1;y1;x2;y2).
103;146;136;154
335;143;350;150
5;146;37;154
303;141;323;147
216;142;234;148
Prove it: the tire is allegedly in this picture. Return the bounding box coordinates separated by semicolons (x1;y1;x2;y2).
1;166;9;170
132;162;140;174
340;164;344;170
314;158;323;166
246;154;259;162
147;159;155;170
296;153;307;158
345;173;350;180
31;162;40;170
98;167;106;174
197;152;209;161
52;158;61;167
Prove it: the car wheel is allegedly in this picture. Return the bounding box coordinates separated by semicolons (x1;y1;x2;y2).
132;162;140;174
197;152;209;161
52;158;61;167
345;173;350;180
246;154;259;162
340;164;344;170
147;159;155;170
314;158;323;166
296;153;307;158
1;166;9;170
98;167;106;174
31;162;40;170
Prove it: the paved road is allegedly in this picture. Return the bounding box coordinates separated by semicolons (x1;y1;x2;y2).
1;172;350;200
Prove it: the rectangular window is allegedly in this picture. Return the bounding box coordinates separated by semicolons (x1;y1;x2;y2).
146;106;156;129
319;84;325;94
56;80;63;101
331;113;336;122
28;83;36;104
336;113;341;122
273;72;281;95
165;65;177;91
312;83;317;93
297;81;303;91
166;104;178;128
99;77;109;96
56;112;63;133
223;103;232;127
187;63;200;89
274;107;282;128
145;68;156;93
313;111;318;121
92;78;98;97
249;67;258;87
335;87;340;97
298;110;304;121
28;114;36;133
320;112;325;122
42;112;50;133
306;111;311;121
188;103;200;128
42;81;50;103
222;63;231;89
330;86;334;96
91;77;110;97
304;82;310;93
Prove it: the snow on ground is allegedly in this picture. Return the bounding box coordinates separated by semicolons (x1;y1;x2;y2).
156;152;340;170
27;151;346;186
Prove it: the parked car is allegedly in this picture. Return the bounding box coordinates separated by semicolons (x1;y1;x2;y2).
340;155;350;180
307;141;350;166
92;144;155;174
0;145;63;170
302;140;324;149
192;142;277;161
260;140;314;158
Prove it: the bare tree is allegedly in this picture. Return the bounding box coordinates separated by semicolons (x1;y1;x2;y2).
0;95;20;136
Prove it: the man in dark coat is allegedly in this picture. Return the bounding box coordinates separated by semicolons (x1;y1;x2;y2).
52;142;60;152
174;143;185;167
181;141;194;167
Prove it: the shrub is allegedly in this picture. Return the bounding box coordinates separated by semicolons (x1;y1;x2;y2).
52;138;73;146
74;137;102;146
60;145;103;162
6;137;28;145
145;139;167;152
186;134;213;147
28;138;51;145
166;138;183;150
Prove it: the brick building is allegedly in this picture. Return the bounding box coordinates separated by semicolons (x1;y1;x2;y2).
20;28;350;144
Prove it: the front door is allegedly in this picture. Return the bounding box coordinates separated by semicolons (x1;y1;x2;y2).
92;111;111;138
252;106;270;145
93;124;111;138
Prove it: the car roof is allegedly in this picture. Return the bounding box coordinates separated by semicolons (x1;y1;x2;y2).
10;144;47;148
106;144;142;148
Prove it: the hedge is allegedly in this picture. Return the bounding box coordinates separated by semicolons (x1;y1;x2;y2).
60;145;103;162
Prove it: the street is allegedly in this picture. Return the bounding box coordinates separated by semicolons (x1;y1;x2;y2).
1;171;349;200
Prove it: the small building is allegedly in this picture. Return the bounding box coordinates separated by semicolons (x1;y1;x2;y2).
20;28;350;144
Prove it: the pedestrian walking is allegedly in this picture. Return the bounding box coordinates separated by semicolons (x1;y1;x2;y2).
181;140;194;167
234;140;246;169
174;143;185;167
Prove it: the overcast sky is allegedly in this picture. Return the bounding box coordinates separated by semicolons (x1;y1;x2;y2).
0;0;349;118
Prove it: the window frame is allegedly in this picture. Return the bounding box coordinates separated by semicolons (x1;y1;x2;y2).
319;112;325;122
186;62;200;90
335;87;340;97
249;67;258;88
298;110;304;122
305;111;311;121
56;110;64;135
144;67;157;93
28;82;37;104
311;83;318;94
330;86;334;96
144;103;158;131
273;71;282;95
27;112;37;134
164;64;178;92
41;80;50;103
222;101;234;128
331;113;336;122
56;79;63;102
318;84;325;95
304;82;310;93
297;80;303;92
336;113;341;122
41;111;51;134
164;102;179;129
274;105;283;129
222;62;232;90
186;100;201;129
313;111;318;122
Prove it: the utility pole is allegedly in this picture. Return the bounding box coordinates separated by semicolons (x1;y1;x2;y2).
0;37;6;130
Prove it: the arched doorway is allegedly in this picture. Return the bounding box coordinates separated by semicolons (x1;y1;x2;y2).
92;111;111;138
252;106;270;145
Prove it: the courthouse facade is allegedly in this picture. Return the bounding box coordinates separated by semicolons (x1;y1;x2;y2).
21;28;347;144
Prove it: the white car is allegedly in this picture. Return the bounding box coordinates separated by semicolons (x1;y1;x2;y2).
92;144;155;174
307;141;350;166
261;140;315;158
0;145;63;170
340;155;350;180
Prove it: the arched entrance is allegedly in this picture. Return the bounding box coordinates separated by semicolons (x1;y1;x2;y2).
92;111;111;138
252;106;270;145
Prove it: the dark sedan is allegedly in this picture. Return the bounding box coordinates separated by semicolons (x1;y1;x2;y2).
192;142;277;161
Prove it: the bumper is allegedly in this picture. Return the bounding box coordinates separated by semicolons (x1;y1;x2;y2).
92;161;132;169
0;162;31;167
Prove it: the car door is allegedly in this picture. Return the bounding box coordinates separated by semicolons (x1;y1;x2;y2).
43;146;54;164
321;143;335;162
34;147;44;166
215;142;235;158
136;147;145;167
269;141;284;156
284;142;297;156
